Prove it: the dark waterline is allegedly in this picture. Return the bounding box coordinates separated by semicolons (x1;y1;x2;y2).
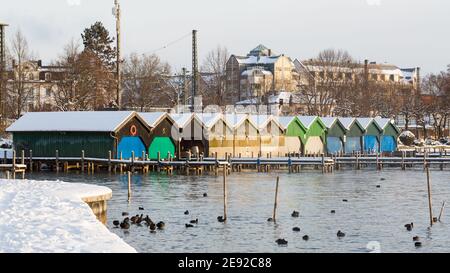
27;169;450;253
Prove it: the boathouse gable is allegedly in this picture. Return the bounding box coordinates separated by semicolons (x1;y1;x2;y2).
139;112;178;160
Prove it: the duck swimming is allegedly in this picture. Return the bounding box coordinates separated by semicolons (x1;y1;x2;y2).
276;239;288;245
184;210;189;215
120;220;130;230
302;235;309;241
149;223;156;231
337;230;346;238
185;224;194;228
291;211;300;217
190;219;198;224
293;227;301;232
113;220;120;227
156;221;165;230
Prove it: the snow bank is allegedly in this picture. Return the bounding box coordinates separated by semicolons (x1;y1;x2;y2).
0;179;136;253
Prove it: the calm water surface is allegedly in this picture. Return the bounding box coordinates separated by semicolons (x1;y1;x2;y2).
28;169;450;253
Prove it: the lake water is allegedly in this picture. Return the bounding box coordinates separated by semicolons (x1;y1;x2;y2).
28;168;450;253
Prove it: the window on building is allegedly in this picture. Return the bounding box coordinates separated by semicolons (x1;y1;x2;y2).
45;73;52;81
389;75;395;81
45;88;51;97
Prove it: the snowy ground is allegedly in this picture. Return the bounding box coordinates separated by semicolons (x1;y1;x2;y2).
0;179;136;253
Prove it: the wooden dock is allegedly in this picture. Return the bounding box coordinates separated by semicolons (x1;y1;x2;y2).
1;147;449;179
2;148;449;179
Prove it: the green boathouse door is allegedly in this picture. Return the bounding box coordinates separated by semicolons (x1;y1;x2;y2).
149;137;175;160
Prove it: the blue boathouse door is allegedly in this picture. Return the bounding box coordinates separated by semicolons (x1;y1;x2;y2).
363;135;379;154
327;137;343;154
345;137;361;154
380;136;396;153
117;136;146;159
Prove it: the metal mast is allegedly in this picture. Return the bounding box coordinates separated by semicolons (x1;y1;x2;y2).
113;0;122;109
191;29;198;112
0;22;8;124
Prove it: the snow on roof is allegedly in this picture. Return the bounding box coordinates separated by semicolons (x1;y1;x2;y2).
320;117;338;129
356;118;374;130
374;117;393;130
275;116;297;129
6;111;136;132
297;116;318;129
197;113;223;129
241;69;273;76
138;112;168;127
169;113;195;129
224;114;250;128
236;55;280;65
338;117;356;130
248;115;272;129
0;179;136;253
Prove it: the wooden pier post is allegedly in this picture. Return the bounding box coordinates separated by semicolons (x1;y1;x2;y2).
108;151;112;173
440;149;444;171
401;151;406;170
272;176;280;222
3;150;6;164
376;152;380;171
223;164;228;221
127;171;132;203
321;153;325;173
426;167;434;226
55;150;59;173
21;150;25;165
81;150;85;173
356;152;360;170
131;151;135;173
119;152;123;174
29;150;33;172
12;150;16;180
438;201;446;222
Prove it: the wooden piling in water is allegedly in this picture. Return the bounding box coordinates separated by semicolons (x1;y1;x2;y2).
223;164;228;221
55;150;59;173
438;201;446;222
127;171;131;202
426;167;434;226
29;150;33;172
119;152;123;174
81;150;85;173
108;151;112;173
12;150;16;179
272;176;280;222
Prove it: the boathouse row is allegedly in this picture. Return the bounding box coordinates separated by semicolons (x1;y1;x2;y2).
6;112;401;159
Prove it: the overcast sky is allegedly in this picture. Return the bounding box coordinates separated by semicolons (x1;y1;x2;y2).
1;0;449;74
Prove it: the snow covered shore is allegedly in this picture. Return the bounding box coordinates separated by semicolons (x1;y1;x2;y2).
0;179;136;253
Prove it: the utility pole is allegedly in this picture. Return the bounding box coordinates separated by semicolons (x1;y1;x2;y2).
113;0;122;109
0;22;8;126
182;67;188;106
191;29;198;113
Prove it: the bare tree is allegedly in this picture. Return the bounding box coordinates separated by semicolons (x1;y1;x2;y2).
122;53;173;110
299;49;360;116
201;45;229;106
6;30;35;118
422;71;450;139
52;38;117;111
